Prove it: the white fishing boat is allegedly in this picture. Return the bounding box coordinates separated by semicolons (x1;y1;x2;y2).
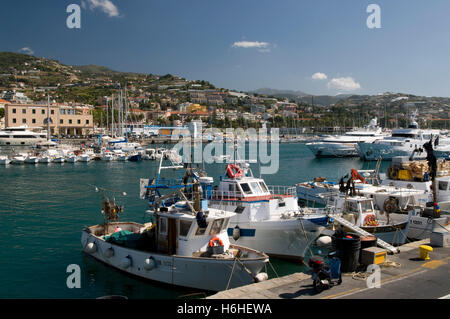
79;154;92;162
83;162;269;292
306;118;388;158
66;155;78;163
11;153;27;164
296;168;429;211
327;196;410;245
53;155;65;163
205;161;329;261
0;155;11;165
380;156;450;205
24;155;39;164
101;150;115;162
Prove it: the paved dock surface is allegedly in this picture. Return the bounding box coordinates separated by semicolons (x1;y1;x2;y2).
208;239;450;299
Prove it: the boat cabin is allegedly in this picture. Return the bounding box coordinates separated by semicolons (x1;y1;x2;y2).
154;206;234;257
333;196;378;227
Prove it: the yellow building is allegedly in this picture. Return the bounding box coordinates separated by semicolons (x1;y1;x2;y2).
188;103;206;113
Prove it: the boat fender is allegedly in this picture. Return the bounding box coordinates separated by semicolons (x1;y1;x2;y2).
104;247;114;259
232;226;241;241
316;236;332;247
144;257;156;271
85;241;97;253
255;272;268;283
121;256;132;269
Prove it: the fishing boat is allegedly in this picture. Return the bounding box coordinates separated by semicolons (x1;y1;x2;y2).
327;195;410;245
296;167;429;210
127;152;142;162
82;158;269;292
11;153;27;164
204;157;329;261
24;154;39;164
66;154;79;163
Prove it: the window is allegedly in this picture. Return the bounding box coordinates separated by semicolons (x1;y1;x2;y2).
259;182;269;193
32;119;36;124
179;220;192;237
22;109;26;114
12;118;16;123
51;110;54;115
360;201;373;212
240;183;252;195
195;222;209;236
41;110;45;115
159;217;167;235
22;119;26;124
77;119;81;124
250;182;262;194
32;109;36;114
60;119;63;124
12;109;16;114
86;120;89;125
209;218;224;235
69;119;72;124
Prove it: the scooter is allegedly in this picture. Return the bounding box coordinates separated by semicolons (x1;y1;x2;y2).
308;251;342;293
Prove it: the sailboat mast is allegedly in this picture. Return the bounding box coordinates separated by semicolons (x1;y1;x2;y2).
47;93;50;141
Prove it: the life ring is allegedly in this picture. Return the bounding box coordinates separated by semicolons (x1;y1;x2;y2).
364;215;378;227
226;164;243;179
209;236;224;247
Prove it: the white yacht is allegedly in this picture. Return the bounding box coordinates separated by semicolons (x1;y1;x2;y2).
358;111;450;161
0;126;47;146
306;118;388;158
206;162;329;261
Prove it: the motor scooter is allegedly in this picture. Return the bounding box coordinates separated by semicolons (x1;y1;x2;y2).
308;251;342;293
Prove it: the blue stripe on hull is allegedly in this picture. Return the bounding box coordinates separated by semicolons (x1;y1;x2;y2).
227;228;256;237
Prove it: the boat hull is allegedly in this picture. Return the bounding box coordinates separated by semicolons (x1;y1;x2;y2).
81;229;267;292
306;142;358;158
227;217;327;261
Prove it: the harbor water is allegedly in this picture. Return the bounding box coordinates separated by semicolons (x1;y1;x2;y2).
0;143;388;299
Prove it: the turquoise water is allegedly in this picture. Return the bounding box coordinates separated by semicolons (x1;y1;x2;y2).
0;144;387;299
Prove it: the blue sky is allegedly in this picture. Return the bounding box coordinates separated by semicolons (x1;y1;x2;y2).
1;0;450;96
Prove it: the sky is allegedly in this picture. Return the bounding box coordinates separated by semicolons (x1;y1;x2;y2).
1;0;450;97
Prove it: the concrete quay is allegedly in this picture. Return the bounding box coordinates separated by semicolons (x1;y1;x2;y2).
207;239;450;299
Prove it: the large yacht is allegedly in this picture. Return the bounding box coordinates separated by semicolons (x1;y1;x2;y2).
306;118;388;158
0;126;47;146
358;111;450;161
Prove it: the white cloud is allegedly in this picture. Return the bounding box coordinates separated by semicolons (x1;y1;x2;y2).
19;47;34;55
327;77;361;91
232;41;270;49
232;41;274;53
312;72;327;80
85;0;120;17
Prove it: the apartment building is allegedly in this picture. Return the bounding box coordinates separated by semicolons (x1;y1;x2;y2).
4;103;93;136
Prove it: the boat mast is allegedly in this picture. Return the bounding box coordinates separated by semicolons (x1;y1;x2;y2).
46;93;50;141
